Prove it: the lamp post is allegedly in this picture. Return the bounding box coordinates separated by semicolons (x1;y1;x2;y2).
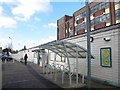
9;37;12;51
85;0;91;88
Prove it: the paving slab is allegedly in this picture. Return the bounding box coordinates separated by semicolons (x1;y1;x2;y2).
2;62;63;89
2;61;119;89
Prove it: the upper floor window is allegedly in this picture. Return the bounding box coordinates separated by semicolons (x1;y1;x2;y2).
75;12;86;22
69;31;73;36
91;13;110;27
90;2;109;15
69;22;73;28
63;27;65;38
75;22;86;32
115;9;120;20
58;28;60;40
114;0;120;5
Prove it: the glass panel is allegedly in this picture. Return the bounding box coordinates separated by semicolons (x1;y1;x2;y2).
78;47;85;51
79;52;87;57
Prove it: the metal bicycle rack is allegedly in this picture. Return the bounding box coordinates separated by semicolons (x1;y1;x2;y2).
37;40;94;86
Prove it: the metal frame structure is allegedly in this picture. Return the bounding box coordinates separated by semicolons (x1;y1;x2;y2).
33;40;94;85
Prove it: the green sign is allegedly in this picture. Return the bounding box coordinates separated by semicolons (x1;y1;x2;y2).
100;48;111;67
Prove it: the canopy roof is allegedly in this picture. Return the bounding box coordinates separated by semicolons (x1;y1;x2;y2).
36;40;94;58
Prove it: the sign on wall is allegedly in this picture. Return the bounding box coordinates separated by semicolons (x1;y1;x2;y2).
100;47;112;67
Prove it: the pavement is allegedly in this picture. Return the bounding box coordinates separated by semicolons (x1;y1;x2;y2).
2;61;119;89
2;62;63;89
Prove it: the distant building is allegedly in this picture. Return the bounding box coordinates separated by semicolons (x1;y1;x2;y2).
57;0;120;40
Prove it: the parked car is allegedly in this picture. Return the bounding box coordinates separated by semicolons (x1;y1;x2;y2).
1;54;13;61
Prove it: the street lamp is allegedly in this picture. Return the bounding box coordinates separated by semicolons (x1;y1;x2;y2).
85;0;91;88
9;37;12;50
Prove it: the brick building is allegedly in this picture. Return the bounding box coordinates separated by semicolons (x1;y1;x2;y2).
57;0;120;40
56;0;120;86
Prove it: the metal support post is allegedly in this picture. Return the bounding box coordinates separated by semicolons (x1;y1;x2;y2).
85;0;91;88
61;65;65;84
76;46;78;84
46;50;49;76
46;66;48;76
47;49;49;65
54;54;57;81
62;71;64;84
50;65;52;79
64;43;72;85
82;55;87;84
43;53;45;74
55;67;57;81
5;59;6;63
13;59;14;63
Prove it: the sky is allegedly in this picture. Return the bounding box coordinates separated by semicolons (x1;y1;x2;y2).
0;0;86;50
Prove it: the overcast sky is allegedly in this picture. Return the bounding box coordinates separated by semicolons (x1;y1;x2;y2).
0;0;85;50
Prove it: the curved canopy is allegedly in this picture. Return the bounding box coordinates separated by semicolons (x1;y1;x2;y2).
37;40;94;58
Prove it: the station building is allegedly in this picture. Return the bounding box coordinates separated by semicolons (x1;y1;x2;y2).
56;0;120;87
11;0;120;87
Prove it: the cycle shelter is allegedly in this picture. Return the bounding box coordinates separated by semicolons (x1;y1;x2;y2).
34;40;94;85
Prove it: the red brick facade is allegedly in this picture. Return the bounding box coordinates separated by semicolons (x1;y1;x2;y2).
57;0;117;40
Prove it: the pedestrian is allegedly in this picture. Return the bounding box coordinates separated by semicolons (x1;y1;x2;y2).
24;54;28;65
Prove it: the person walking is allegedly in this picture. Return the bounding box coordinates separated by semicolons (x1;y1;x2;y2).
24;54;28;65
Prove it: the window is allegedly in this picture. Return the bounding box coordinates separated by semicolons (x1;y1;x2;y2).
69;31;73;36
69;22;73;28
65;23;67;37
91;19;95;27
115;9;120;20
91;14;110;26
63;27;65;38
90;2;108;15
58;28;59;40
114;1;120;5
75;22;86;33
105;2;109;9
75;12;86;22
106;13;110;23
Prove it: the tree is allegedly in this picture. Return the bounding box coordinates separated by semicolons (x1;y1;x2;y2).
24;45;27;50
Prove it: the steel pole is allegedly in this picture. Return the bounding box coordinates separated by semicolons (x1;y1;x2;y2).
85;0;91;88
76;46;78;84
9;37;12;50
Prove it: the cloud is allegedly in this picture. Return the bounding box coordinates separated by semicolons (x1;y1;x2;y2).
43;23;57;28
0;0;14;3
0;6;17;28
0;38;10;49
0;16;17;28
0;6;3;15
25;36;56;49
0;36;56;50
11;0;52;21
34;17;40;21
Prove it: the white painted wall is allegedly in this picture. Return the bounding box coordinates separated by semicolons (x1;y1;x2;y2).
63;28;120;86
11;27;120;86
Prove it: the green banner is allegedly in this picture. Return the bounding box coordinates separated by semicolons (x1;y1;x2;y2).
100;48;111;67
